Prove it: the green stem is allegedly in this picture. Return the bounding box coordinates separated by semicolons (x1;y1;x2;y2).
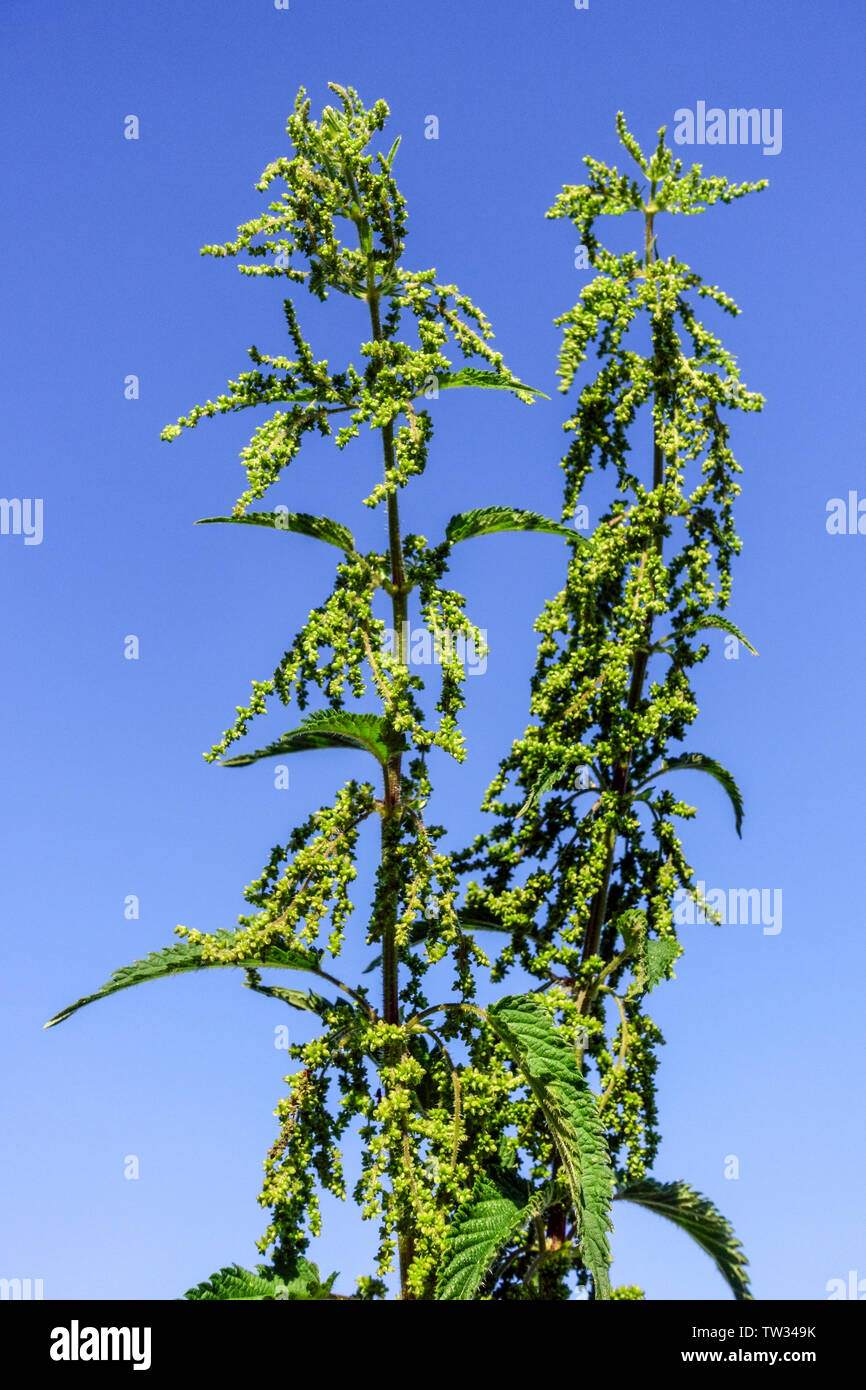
578;199;665;983
367;288;404;1031
366;258;415;1299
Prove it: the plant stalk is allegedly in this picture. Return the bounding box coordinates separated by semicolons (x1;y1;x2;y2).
367;267;415;1298
578;200;664;984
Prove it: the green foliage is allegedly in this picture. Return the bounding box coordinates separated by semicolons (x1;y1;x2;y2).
43;935;324;1029
445;506;582;546
639;752;745;837
434;366;548;402
614;1179;752;1300
47;96;761;1300
437;1174;547;1301
197;510;356;554
644;938;682;992
184;1260;336;1301
221;710;404;768
618;910;682;993
676;613;758;657
453;110;763;1286
484;996;614;1299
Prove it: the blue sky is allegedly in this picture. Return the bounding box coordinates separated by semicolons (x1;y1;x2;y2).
2;0;864;1301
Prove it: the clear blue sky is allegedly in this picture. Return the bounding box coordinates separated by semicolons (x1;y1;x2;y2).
2;0;863;1301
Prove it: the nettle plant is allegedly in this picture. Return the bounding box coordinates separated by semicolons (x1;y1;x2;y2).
46;93;766;1302
452;115;766;1298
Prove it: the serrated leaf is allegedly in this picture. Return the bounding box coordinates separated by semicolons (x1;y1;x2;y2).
437;1174;545;1300
279;1260;338;1301
244;982;335;1017
184;1259;335;1301
645;937;681;991
616;909;647;956
433;367;548;401
680;614;758;656
614;1179;752;1300
184;1264;284;1301
196;510;355;554
619;911;680;994
485;995;614;1299
642;752;744;837
222;710;404;768
43;933;323;1029
516;750;596;818
445;506;582;546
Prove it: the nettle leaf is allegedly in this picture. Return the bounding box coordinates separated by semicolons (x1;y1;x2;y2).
485;995;614;1299
617;909;648;956
280;1260;339;1301
222;710;404;769
516;750;596;818
437;1174;546;1301
244;982;334;1017
614;1179;752;1300
196;510;355;554
184;1259;336;1301
43;934;323;1029
645;937;682;991
680;614;758;656
383;134;402;169
434;366;548;401
184;1265;284;1301
617;913;680;993
446;506;582;546
642;752;744;837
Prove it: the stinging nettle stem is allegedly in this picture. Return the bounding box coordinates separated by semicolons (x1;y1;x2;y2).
366;257;414;1298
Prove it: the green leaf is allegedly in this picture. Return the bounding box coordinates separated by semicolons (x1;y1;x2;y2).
184;1265;283;1301
645;937;682;991
437;1174;546;1300
641;752;744;837
222;710;404;768
680;614;758;656
433;367;548;401
445;506;582;546
184;1259;336;1301
43;934;323;1029
614;1179;752;1300
244;981;335;1017
485;995;614;1298
516;750;596;818
196;510;355;554
618;912;680;993
616;909;648;957
279;1259;338;1301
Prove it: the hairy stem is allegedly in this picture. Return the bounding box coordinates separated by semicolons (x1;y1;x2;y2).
367;262;415;1298
578;199;664;983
